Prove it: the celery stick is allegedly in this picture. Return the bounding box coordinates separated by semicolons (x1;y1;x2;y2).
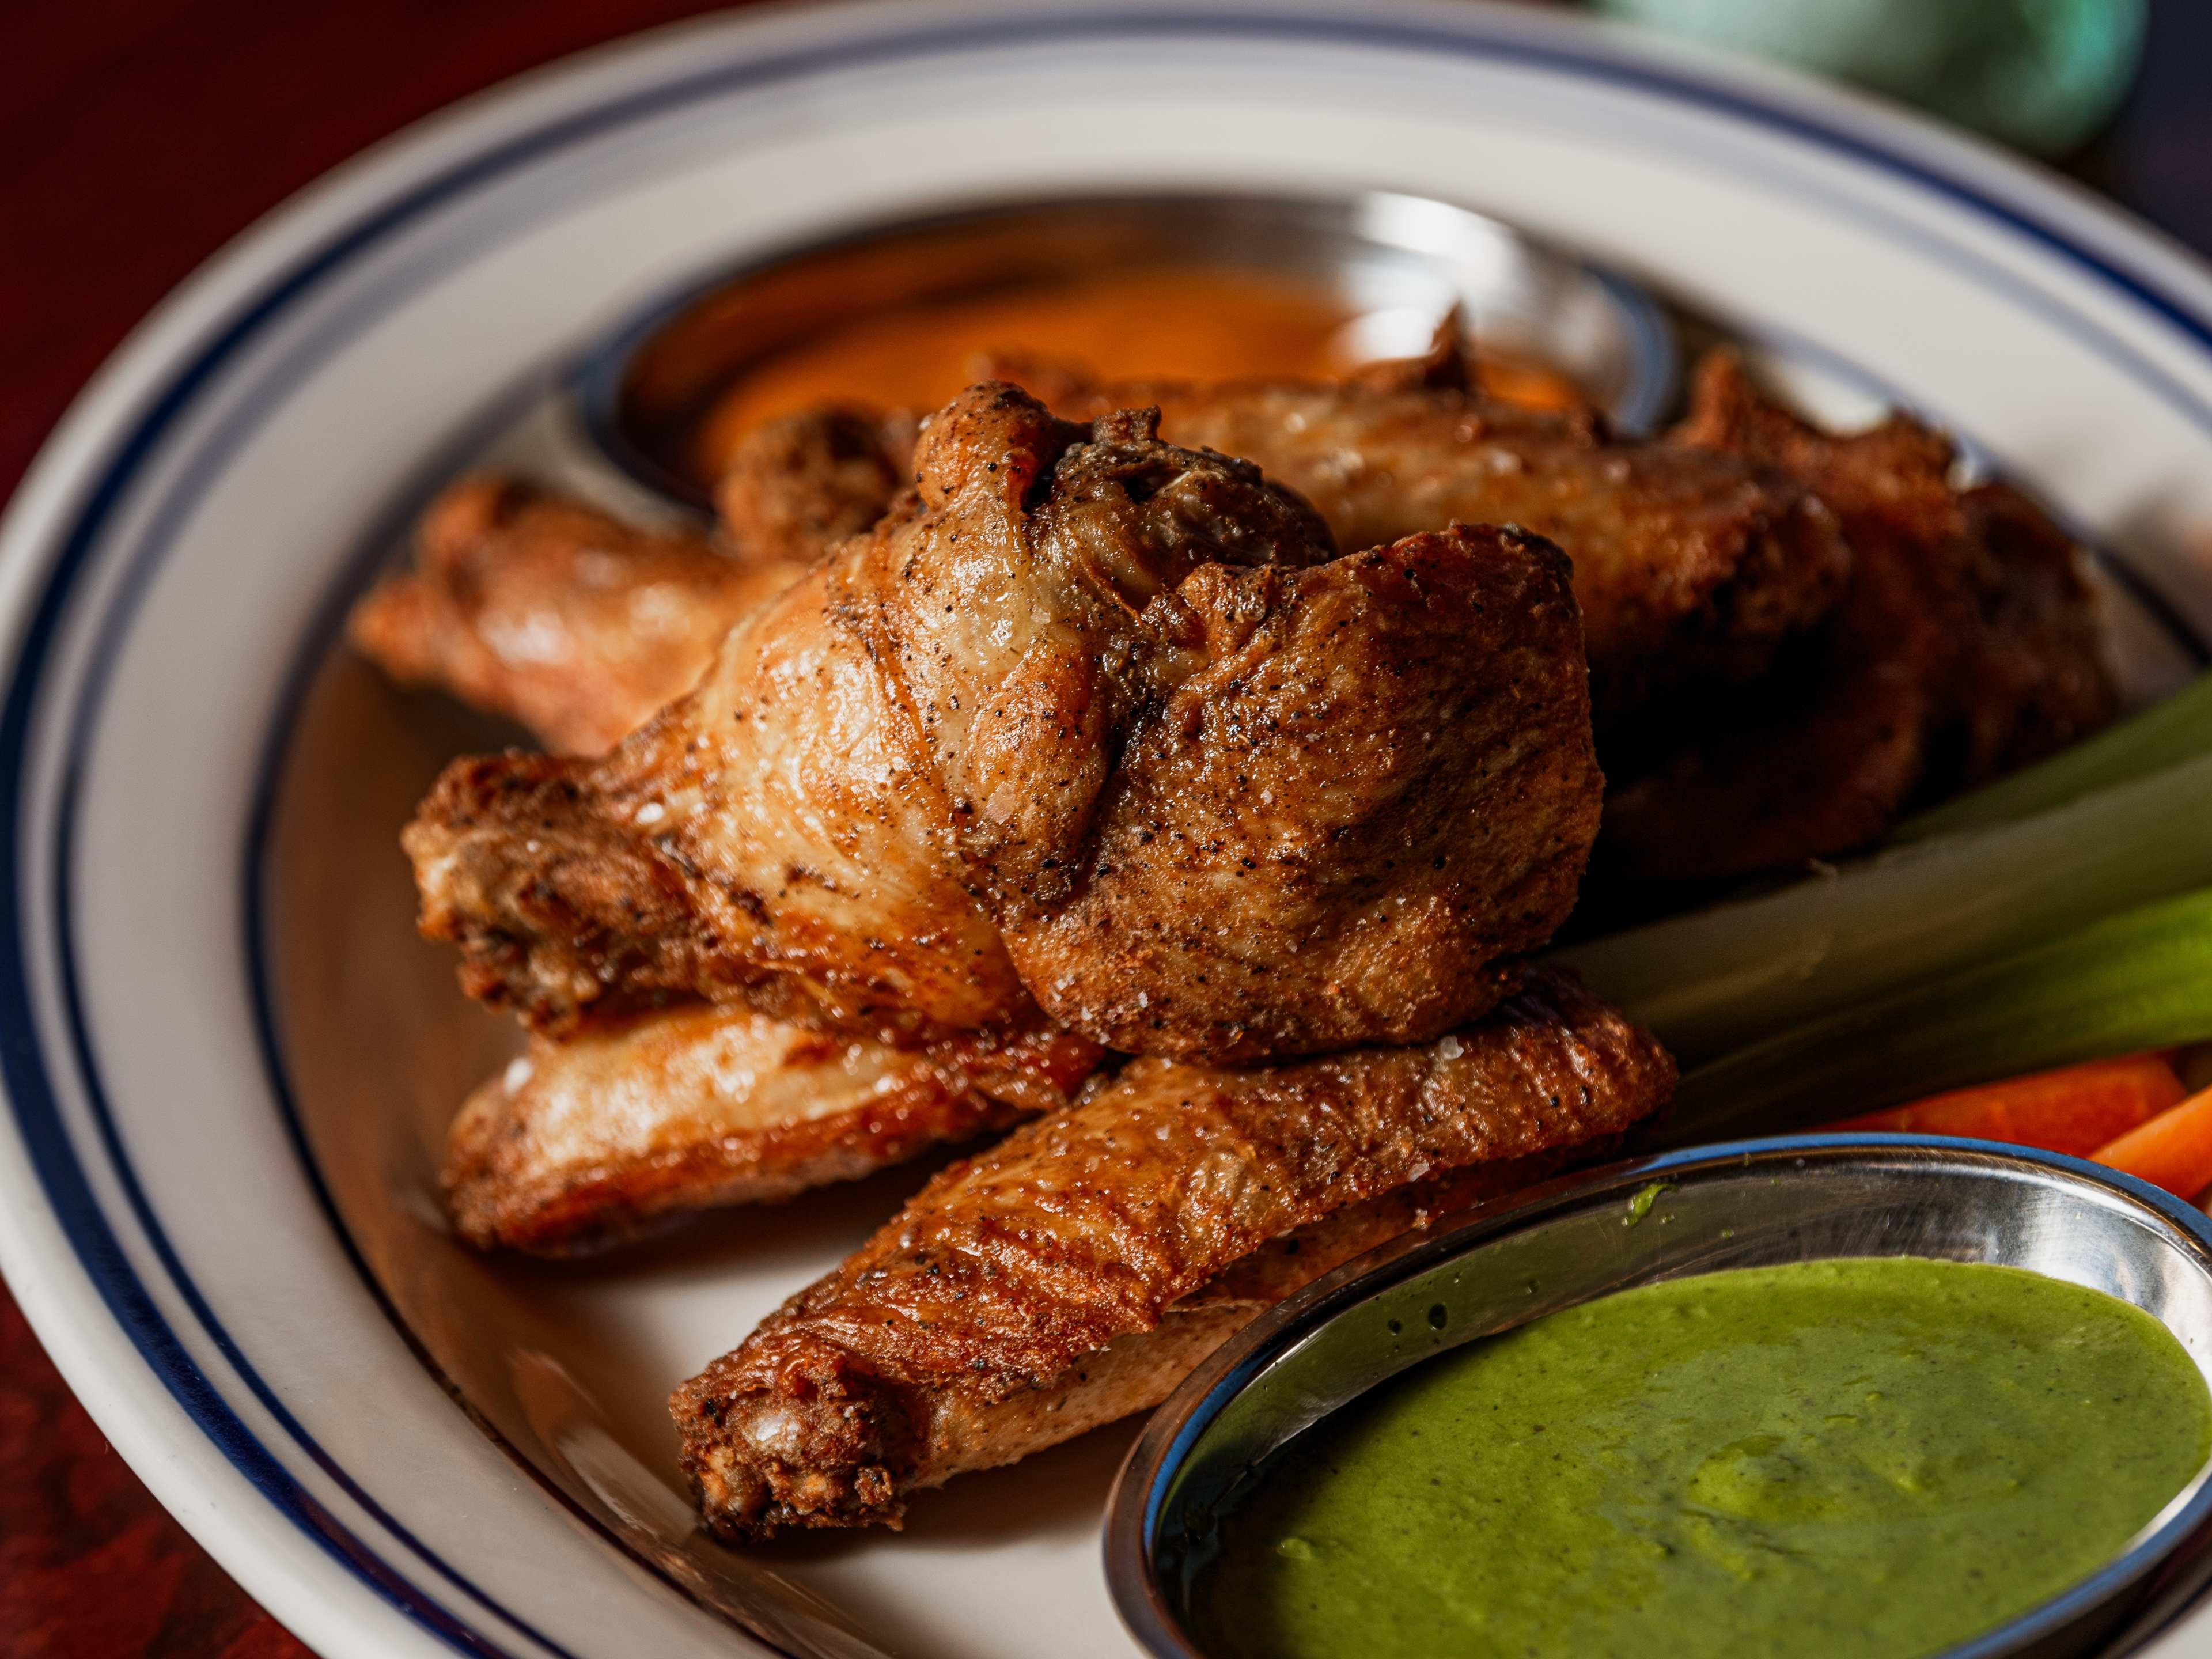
1892;672;2212;844
1551;748;2212;1064
1656;887;2212;1148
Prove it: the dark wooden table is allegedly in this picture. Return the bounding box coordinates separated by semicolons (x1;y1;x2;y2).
2;2;2207;1653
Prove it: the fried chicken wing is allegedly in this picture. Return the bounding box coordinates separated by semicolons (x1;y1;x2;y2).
1952;478;2119;779
712;404;918;566
444;1009;1101;1255
1599;353;2115;882
993;365;1850;725
407;540;1027;1040
348;408;918;755
346;476;804;756
668;966;1673;1538
406;384;1601;1060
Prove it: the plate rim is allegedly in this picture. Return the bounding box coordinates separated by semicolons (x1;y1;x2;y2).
6;4;2212;1657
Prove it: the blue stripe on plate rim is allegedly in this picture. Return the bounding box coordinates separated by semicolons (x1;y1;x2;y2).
2;6;2211;1657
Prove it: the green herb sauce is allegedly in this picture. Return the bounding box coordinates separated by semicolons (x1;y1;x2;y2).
1195;1258;2211;1659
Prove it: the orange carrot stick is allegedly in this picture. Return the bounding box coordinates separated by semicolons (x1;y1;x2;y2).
1830;1054;2186;1156
2093;1086;2212;1199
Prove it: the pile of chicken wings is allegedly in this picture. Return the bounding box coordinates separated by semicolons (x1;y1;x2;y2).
352;339;2110;1539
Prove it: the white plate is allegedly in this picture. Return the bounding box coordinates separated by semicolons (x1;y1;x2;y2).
4;4;2212;1657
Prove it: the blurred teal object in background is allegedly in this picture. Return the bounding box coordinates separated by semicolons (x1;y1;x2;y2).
1595;0;2147;156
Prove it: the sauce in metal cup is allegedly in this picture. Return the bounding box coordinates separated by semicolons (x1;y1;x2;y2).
1105;1136;2212;1659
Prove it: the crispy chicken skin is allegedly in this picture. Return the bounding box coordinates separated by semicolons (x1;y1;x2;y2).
346;476;807;756
713;404;919;566
1950;478;2120;781
1599;353;2115;881
994;365;1851;726
444;1009;1101;1255
347;409;917;755
1001;520;1596;1059
669;967;1674;1538
356;362;1840;753
406;384;1601;1060
406;543;1031;1041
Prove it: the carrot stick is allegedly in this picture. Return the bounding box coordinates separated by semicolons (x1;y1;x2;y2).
1829;1054;2186;1156
2093;1086;2212;1199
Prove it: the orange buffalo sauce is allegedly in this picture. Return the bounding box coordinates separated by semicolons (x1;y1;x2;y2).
687;267;1584;483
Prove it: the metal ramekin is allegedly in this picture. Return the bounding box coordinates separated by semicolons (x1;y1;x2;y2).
1105;1135;2212;1659
566;188;1683;506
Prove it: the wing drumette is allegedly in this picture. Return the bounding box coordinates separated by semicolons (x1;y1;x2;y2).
346;476;798;756
348;407;915;755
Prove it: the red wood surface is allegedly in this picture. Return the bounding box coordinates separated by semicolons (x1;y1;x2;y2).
0;2;2206;1655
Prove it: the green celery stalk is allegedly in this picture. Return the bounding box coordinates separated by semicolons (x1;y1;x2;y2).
1655;887;2212;1149
1551;748;2212;1063
1891;671;2212;844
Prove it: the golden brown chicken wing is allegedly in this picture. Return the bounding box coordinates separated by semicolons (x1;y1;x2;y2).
444;1009;1100;1255
348;408;919;755
346;476;804;756
1599;353;2115;882
406;539;1029;1042
993;366;1850;726
406;384;1601;1061
668;965;1674;1539
1950;478;2119;781
711;404;918;566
